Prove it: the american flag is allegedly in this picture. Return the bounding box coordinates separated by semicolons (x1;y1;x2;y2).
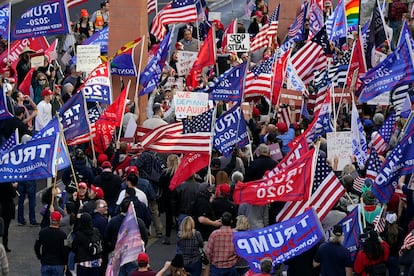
311;69;330;113
136;109;212;154
371;113;396;155
148;0;157;14
400;231;414;254
287;2;307;40
366;148;383;180
244;52;277;99
353;176;365;193
276;155;346;222
221;18;237;53
67;106;101;146
373;206;386;233
290;41;327;84
277;105;291;126
307;90;334;144
0;130;18;153
328;63;348;88
67;0;87;8
150;0;198;40
250;4;280;52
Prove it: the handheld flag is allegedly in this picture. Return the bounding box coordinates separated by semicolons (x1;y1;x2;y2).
111;37;142;76
83;26;108;53
169;153;210;190
80;63;112;104
371;113;396;155
326;0;347;42
0;3;10;39
351;100;367;168
345;0;360;32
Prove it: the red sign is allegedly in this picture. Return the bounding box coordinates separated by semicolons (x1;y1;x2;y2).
279;88;303;107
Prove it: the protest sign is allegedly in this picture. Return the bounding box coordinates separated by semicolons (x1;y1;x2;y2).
241;102;252;121
233;208;324;273
174;91;209;118
279;88;303;107
227;33;250;52
76;45;101;74
333;88;352;103
269;143;283;161
327;131;353;171
176;51;198;76
30;53;45;68
208;11;221;21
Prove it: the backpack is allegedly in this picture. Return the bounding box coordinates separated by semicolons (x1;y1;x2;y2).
134;151;166;183
88;229;103;257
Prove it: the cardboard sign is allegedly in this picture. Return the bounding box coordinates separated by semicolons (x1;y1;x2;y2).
176;51;198;76
269;143;283;161
227;33;250;52
241;102;252;121
279;88;303;107
174;91;209;118
327;131;353;171
367;91;390;106
30;53;45;68
76;45;101;74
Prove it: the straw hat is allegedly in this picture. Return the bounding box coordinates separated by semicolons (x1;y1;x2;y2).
20;47;35;56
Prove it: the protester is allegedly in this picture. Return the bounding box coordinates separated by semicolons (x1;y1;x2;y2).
91;1;109;32
74;9;94;38
34;88;53;132
177;216;203;276
0;219;8;276
16;47;35;86
179;29;199;52
130;252;156;276
0;182;17;253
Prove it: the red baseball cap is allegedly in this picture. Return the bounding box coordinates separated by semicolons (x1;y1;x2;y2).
137;253;149;264
90;185;104;199
127;166;139;175
101;161;112;168
41;88;53;97
276;122;288;133
50;211;62;221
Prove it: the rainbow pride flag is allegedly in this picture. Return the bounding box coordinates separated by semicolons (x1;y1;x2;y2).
345;0;360;32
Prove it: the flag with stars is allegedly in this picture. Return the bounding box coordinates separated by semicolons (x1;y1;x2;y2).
306;89;334;143
182;109;213;134
0;3;10;39
366;148;383;180
277;154;345;222
244;52;277;99
287;2;308;41
0;129;17;154
373;206;386;233
371;113;396;155
80;62;111;104
250;4;280;52
67;106;101;146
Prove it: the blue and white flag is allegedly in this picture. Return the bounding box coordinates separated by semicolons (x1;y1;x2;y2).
397;21;414;49
0;3;10;39
308;90;334;142
0;87;12;121
205;62;247;102
351;101;367;169
213;105;249;157
233;208;324;273
286;60;308;96
373;113;414;202
325;0;347;42
358;40;414;102
0;129;17;154
13;0;70;40
83;26;108;53
338;206;362;260
139;30;172;96
0;134;60;183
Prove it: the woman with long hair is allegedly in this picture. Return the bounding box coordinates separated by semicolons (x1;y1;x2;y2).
177;216;203;276
159;154;180;245
32;72;50;104
215;171;229;186
380;213;404;276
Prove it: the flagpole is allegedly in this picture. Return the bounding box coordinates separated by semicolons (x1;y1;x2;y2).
207;107;218;185
7;1;11;60
306;140;320;209
51;114;65;209
116;80;131;142
376;0;391;44
134;35;146;100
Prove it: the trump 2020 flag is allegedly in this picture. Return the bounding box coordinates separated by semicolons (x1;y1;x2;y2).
351;101;367;169
338;206;362;260
0;134;60;183
107;202;144;276
0;86;12;120
83;26;108;53
169;152;210;190
372;113;414;202
204;62;247;102
0;3;10;39
111;37;142;76
213;105;249;157
80;62;111;104
139;30;172;96
233;208;324;273
13;0;70;40
326;0;347;42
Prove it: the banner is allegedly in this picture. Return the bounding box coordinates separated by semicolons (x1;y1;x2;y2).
0;134;59;182
13;0;70;40
338;206;361;260
111;37;142;77
76;45;101;74
0;3;9;39
174;91;209;118
233;148;315;205
80;63;111;104
83;26;108;53
169;152;210;190
213;105;249;157
205;62;247;102
233;208;324;273
327;131;353;171
176;51;198;76
279;88;303;107
227;33;250;52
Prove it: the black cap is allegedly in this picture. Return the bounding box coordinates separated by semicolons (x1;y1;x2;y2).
333;224;343;236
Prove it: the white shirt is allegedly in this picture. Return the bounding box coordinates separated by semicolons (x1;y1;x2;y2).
116;187;148;207
35;100;52;131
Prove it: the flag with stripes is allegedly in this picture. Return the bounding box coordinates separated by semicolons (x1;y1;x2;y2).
308;2;324;40
250;4;280;52
290;41;327;84
397;20;414;49
244;52;277;99
147;0;157;14
0;130;17;153
351;101;367;169
371;113;396;155
353;176;365;193
325;0;347;42
373;206;386;233
366;148;383;180
221;18;237;53
67;0;87;8
307;89;334;142
287;2;308;41
312;69;330;113
68;106;101;145
328;63;348;88
400;231;414;254
276;154;346;222
135;109;212;154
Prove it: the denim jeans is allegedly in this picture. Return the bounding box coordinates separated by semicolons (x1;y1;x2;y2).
185;259;202;276
118;261;138;276
18;180;37;224
210;265;237;276
41;265;64;276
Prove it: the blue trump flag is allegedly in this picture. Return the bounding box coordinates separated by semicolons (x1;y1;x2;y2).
0;87;12;120
337;206;362;260
33;118;70;171
372;113;414;202
326;0;347;42
139;30;172;96
0;3;10;39
204;62;247;102
13;0;70;40
233;208;324;273
213;104;249;157
358;40;414;103
0;134;60;183
83;26;108;53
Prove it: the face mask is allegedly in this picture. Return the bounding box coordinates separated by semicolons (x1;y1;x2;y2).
38;80;46;84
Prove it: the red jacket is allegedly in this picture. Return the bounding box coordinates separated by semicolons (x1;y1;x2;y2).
353;240;390;276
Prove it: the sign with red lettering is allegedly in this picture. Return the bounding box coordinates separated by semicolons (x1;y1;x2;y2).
173;91;209;119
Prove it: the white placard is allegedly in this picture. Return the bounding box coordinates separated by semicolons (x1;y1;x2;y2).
227;33;250;52
76;45;101;74
367;91;390;106
176;51;198;76
208;12;221;22
327;131;353;171
174;91;209;119
30;55;45;68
